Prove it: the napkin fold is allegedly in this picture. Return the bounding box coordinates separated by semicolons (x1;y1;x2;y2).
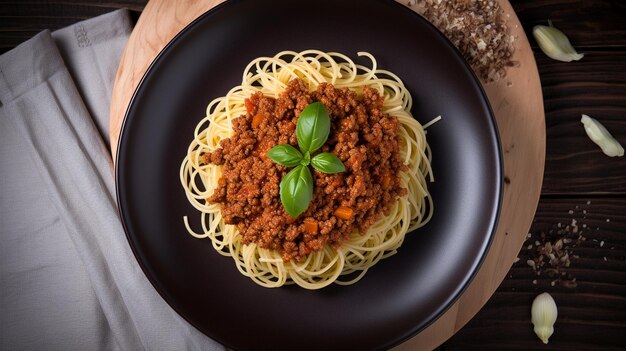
0;10;224;351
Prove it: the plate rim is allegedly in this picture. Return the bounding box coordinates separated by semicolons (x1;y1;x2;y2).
115;0;503;349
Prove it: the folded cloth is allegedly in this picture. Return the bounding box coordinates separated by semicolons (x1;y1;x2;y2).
0;10;224;351
51;9;133;146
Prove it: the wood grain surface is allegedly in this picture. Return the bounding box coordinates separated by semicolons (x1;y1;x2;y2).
538;51;626;194
105;1;545;350
445;198;626;350
512;0;626;49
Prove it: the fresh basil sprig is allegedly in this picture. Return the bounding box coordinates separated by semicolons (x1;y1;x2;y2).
310;152;345;174
266;144;303;168
266;102;345;218
280;165;313;218
296;102;330;153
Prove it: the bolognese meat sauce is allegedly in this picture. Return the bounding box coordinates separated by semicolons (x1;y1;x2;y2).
203;79;407;261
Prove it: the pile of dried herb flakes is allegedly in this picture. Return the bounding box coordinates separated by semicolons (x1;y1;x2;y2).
409;0;516;82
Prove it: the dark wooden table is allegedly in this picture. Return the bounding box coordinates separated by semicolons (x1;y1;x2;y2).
1;1;624;350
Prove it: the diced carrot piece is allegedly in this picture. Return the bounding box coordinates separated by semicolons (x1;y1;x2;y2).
252;113;265;128
381;173;392;188
244;98;254;113
334;206;354;220
303;218;318;234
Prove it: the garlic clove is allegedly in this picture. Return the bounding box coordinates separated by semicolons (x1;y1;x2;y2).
531;292;558;344
533;23;584;62
581;114;624;157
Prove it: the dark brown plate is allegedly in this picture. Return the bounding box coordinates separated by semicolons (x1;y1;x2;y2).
116;0;502;350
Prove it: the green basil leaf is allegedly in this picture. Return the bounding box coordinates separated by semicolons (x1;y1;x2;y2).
280;165;313;218
296;102;330;153
311;152;346;174
266;144;303;167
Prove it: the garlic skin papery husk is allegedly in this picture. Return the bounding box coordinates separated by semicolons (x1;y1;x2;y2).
581;114;625;157
533;23;584;62
531;292;558;344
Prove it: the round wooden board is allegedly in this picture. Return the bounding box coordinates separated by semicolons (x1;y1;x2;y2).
109;1;545;349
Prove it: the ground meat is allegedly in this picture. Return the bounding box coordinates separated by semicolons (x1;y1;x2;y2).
203;79;407;261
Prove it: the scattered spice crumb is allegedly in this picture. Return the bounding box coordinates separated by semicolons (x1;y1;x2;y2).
515;200;623;290
515;202;594;289
562;278;578;289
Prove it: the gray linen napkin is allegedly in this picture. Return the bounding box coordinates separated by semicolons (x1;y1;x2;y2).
0;10;224;351
51;9;133;146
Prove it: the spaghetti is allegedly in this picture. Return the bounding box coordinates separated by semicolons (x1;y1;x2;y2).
180;50;435;289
